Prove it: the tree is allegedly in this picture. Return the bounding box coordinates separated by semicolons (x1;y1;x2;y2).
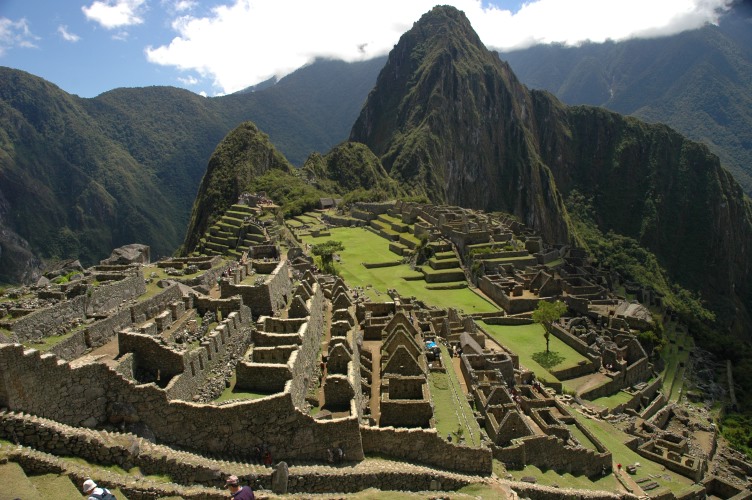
532;300;567;353
311;240;344;275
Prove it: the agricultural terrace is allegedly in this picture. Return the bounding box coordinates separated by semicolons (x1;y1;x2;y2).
572;411;695;496
479;322;589;387
661;320;693;401
301;227;499;313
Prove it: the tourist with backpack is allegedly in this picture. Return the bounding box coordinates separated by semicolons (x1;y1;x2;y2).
82;479;116;499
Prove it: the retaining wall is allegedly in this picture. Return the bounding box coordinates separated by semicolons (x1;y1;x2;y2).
0;343;364;462
360;426;492;474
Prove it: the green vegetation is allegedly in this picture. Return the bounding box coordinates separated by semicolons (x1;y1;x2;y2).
181;122;295;252
312;240;345;275
215;371;275;402
532;300;567;353
505;463;619;491
572;411;694;495
301;227;498;313
591;390;635;409
302;142;401;196
719;413;752;459
428;345;482;446
480;322;587;384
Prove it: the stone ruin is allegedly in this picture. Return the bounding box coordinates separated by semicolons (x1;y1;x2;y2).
0;199;750;498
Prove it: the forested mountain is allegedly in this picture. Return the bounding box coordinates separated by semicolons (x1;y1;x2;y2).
500;4;752;194
0;57;383;282
349;6;752;344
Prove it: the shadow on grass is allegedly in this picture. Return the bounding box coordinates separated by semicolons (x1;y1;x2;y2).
532;350;565;369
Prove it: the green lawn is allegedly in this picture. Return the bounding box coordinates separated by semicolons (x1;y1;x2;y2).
505;463;619;491
301;228;499;313
572;410;695;495
214;372;277;402
591;390;635;409
429;346;483;446
480;322;588;384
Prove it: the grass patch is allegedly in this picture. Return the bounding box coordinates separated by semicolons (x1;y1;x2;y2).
572;410;695;495
531;351;566;369
428;346;482;447
592;390;635;409
506;463;619;491
480;322;587;382
214;372;277;402
25;331;79;351
661;323;693;402
301;228;498;313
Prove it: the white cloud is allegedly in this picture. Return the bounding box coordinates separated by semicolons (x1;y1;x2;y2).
112;30;131;41
57;25;81;42
82;0;147;29
173;0;197;12
145;0;734;94
177;75;199;85
0;17;39;56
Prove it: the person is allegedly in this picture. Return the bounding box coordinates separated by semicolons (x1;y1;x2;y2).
225;475;255;500
82;479;116;499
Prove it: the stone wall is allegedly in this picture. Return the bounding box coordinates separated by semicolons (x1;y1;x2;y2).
494;434;611;477
235;281;324;407
50;330;88;360
86;309;133;348
88;273;146;315
581;357;652;401
289;282;324;408
550;359;597;381
360;426;492;474
0;343;364;461
221;261;292;318
118;330;186;381
0;413;477;496
130;285;183;324
235;358;294;393
10;295;86;341
551;323;591;357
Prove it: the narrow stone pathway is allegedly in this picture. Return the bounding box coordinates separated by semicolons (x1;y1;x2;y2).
363;340;382;422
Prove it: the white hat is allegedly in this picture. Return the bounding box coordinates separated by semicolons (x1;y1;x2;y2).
82;479;97;493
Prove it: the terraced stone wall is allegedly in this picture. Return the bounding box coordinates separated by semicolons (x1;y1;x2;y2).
87;273;146;315
221;261;292;318
0;343;364;461
360;426;492;474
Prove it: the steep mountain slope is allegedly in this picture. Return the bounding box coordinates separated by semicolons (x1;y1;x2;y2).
0;58;382;281
302;141;399;196
350;5;752;338
350;7;571;244
181;122;294;253
219;57;386;166
0;69;182;282
500;6;752;194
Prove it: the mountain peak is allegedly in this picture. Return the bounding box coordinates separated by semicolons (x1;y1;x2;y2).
350;5;571;243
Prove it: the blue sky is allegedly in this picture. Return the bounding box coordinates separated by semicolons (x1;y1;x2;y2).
0;0;735;98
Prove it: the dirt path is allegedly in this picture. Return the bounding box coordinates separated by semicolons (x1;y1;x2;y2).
363;340;382;422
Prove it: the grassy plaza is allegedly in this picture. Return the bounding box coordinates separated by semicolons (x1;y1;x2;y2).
300;227;499;313
479;321;589;384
